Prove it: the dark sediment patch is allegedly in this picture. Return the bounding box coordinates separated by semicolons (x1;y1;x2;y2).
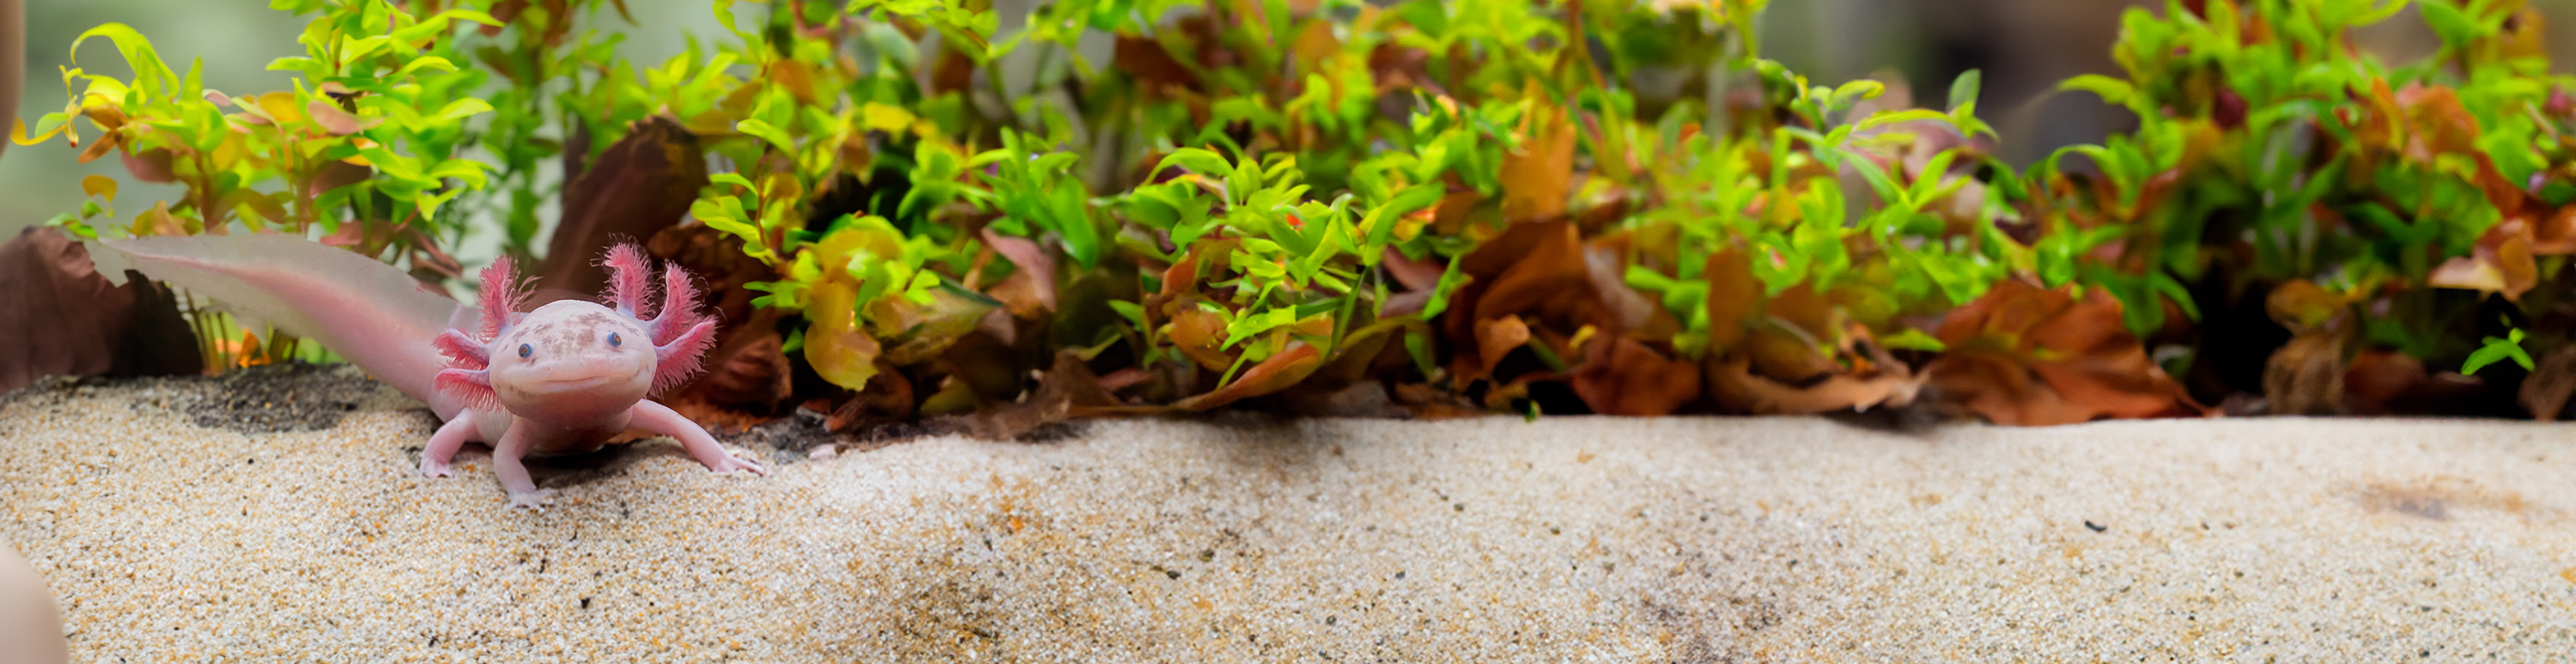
188;363;374;434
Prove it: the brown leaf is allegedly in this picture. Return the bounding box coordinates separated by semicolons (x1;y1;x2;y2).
1584;243;1658;336
930;49;978;96
829;359;916;431
981;228;1058;317
1473;314;1532;377
1441;218;1624;390
1921;350;2077;423
538;115;709;302
1925;280;2203;425
2536;204;2576;255
963;350;1130;440
76;134;118;163
2263;332;2346;415
0;228;194;393
1391;381;1480;418
2340;350;2495;416
1175;342;1327;411
113;269;207;379
1114;34;1200;92
2520;345;2576;421
2342;350;2426;415
1382;247;1443;292
308;161;374;197
677;329;793;413
1570;337;1701;416
1741;326;1833;385
1498;102;1576;222
121;149;177;184
1707;356;1919;415
1702;248;1759;350
647;221;774;332
1290;19;1341;74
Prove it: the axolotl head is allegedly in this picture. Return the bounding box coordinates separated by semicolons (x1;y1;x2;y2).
432;245;717;423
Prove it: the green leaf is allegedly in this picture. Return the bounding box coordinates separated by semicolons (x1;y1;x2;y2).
1948;69;1983;111
1154;148;1234;180
2463;329;2534;375
430;98;495;123
72;24;176;100
1854;109;1947;133
1828;80;1884;113
737;119;795;153
2419;1;2478;48
392;56;459;80
2060;74;2137;109
1880;328;1947;352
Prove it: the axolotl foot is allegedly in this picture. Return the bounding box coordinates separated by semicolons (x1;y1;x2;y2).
507;488;551;511
705;453;767;477
420;460;456;478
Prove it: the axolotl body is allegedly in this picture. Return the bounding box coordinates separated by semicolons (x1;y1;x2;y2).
106;235;764;509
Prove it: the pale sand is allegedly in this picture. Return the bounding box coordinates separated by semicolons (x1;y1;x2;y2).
4;365;2575;661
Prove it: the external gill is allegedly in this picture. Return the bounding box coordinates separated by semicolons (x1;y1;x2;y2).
431;257;532;413
599;244;719;395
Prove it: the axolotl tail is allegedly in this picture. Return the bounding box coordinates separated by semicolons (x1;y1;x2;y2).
100;235;482;421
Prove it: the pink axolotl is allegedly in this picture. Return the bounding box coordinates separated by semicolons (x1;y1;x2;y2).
105;235;765;509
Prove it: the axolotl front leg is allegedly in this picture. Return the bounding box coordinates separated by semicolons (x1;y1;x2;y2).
629;400;769;477
420;408;512;478
418;404;765;509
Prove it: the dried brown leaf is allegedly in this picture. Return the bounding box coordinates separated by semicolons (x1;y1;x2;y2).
0;228;200;393
538;116;709;301
1926;280;2203;425
1114;34;1200;92
1703;248;1759;350
1707;356;1918;415
1473;314;1532;377
2520;345;2576;421
2263;332;2346;415
680;330;793;413
1498;103;1576;222
981;228;1058;317
1570;337;1701;416
961;351;1132;440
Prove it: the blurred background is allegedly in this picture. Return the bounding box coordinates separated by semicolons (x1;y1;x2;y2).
4;0;2574;253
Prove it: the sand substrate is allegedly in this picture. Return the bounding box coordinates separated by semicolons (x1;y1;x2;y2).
3;365;2575;661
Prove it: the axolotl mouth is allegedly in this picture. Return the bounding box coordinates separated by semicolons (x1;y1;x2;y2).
525;374;629;393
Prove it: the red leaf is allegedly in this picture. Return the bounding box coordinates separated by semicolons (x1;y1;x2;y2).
1175;342;1327;411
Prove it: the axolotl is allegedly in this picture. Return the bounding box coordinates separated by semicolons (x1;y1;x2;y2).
105;235;765;509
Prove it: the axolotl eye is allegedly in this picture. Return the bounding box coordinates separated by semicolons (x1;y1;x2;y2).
608;332;622;348
518;344;532;358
